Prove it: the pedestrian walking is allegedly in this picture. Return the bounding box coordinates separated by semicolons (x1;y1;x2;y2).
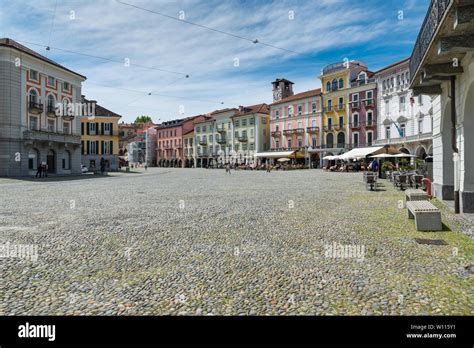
225;163;231;175
35;163;42;178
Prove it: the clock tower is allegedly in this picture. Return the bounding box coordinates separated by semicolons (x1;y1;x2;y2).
272;78;294;102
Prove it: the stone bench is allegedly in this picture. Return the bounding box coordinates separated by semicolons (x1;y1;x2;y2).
406;201;442;231
405;189;429;202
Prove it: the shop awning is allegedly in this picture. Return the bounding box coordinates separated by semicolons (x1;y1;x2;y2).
339;146;384;160
254;151;296;158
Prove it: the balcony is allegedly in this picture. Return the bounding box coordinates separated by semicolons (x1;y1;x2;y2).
336;104;346;111
350;123;361;130
364;99;375;108
237;135;248;142
23;130;81;145
283;129;294;136
216;125;226;133
306;127;319;134
410;0;453;85
271;131;281;138
46;104;56;116
176;144;183;149
365;121;376;128
294;128;305;135
334;124;345;131
350;101;360;110
199;139;208;146
28;101;43;114
323;106;333;112
323;126;334;132
216;137;226;144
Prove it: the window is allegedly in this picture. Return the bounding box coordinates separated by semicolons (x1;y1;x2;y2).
328;117;333;128
358;73;366;85
29;89;38;104
47;76;55;87
89;122;96;135
202;126;206;132
418;95;423;105
312;119;316;127
366;91;373;102
288;106;293;116
275;110;279;119
196;126;200;133
63;81;70;91
385;126;391;139
339;116;344;127
47;119;55;132
399;96;406;111
353;113;359;126
326;81;331;92
367;111;373;126
353;133;359;146
250;143;254;151
47;94;55;112
385;100;390;115
209;135;213;142
327;100;332;110
275;139;280;148
367;132;373;146
312;137;317;148
275;125;279;131
90;160;96;169
30;69;38;81
287;122;291;130
396;75;401;86
298;138;302;147
288;139;292;148
235;120;239;127
312;102;316;113
338;78;344;89
104;122;111;135
297;105;302;115
332;79;338;91
400;124;406;137
250;129;254;137
352;94;359;102
242;119;247;126
28;149;38;170
338;97;344;109
90;141;97;155
418;119;423;134
29;116;38;130
383;80;386;91
297;121;302;129
249;117;254;125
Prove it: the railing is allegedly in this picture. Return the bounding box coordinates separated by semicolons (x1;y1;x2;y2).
271;131;281;137
364;99;375;107
23;130;81;144
334;124;345;131
323;126;333;132
409;0;453;83
47;104;56;115
199;140;208;146
306;127;319;134
216;125;226;133
238;135;248;142
29;101;43;113
294;128;305;135
283;129;294;136
350;123;361;129
365;121;376;127
336;104;346;111
350;101;360;109
323;106;333;112
216;137;226;144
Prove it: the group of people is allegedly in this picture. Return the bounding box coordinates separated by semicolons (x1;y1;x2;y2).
35;163;49;178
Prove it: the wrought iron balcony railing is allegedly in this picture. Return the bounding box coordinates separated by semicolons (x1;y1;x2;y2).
409;0;453;83
306;126;319;134
271;131;281;138
29;101;43;113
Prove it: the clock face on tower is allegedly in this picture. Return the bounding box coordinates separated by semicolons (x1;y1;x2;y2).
273;86;282;101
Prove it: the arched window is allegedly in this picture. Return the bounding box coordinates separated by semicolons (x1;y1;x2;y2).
326;133;334;148
332;79;338;91
338;78;344;89
47;94;55;113
29;89;38;104
326;81;331;92
337;132;345;148
28;148;39;170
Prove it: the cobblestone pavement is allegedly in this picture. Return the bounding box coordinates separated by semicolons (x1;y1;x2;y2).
0;168;473;315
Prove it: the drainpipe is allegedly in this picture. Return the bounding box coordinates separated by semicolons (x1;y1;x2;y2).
450;76;460;214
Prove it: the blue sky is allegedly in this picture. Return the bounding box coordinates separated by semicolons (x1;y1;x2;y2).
0;0;430;123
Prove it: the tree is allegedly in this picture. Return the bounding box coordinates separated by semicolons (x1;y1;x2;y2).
135;115;153;124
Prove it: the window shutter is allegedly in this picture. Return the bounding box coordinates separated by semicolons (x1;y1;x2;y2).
96;141;99;155
110;141;113;155
86;123;90;135
110;123;113;135
96;123;100;135
86;140;90;155
81;141;84;155
101;122;104;135
81;122;84;135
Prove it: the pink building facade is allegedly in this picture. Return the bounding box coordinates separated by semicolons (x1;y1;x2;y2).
348;71;378;148
269;80;322;165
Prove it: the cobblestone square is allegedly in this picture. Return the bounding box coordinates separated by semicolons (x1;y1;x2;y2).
0;169;472;315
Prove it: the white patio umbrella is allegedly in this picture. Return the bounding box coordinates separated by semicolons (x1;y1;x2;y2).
393;153;418;158
277;158;291;162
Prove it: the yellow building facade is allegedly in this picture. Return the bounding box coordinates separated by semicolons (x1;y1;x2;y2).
80;97;121;170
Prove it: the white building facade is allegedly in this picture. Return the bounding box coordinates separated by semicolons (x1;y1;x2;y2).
0;38;86;177
375;58;434;159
